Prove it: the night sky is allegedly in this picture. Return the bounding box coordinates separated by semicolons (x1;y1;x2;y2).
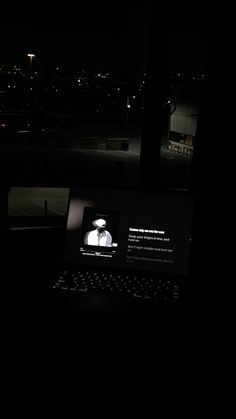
0;1;211;74
0;2;148;73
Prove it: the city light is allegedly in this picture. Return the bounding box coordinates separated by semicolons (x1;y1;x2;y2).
27;53;36;69
0;65;147;131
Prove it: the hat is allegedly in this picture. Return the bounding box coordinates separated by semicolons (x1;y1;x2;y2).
92;218;107;228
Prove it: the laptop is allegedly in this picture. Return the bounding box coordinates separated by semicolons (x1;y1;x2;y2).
46;185;194;314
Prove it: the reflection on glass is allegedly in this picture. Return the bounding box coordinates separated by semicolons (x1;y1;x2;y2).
159;2;211;191
160;75;204;190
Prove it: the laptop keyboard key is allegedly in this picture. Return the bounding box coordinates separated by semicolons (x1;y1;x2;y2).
52;269;180;303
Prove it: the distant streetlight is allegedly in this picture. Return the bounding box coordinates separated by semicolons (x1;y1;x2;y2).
125;96;131;138
27;53;35;70
127;96;131;110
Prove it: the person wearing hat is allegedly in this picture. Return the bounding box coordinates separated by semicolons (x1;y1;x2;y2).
84;218;112;247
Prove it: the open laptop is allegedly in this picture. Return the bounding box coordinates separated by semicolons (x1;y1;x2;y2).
47;185;194;314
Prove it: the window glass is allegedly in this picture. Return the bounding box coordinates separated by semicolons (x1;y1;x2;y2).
159;1;212;190
0;2;149;189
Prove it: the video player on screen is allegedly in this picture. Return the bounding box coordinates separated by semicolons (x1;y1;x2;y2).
84;218;112;247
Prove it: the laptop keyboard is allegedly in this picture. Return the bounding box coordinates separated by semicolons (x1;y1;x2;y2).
52;270;181;303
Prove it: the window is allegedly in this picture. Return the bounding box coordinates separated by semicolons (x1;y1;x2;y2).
138;1;212;192
1;1;212;220
159;1;212;191
0;1;149;189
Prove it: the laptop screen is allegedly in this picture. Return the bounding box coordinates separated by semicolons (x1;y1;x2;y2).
63;187;194;275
